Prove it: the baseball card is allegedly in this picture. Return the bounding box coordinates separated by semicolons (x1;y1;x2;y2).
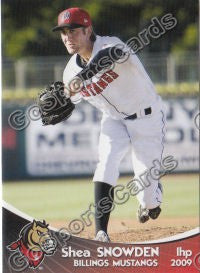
2;1;199;272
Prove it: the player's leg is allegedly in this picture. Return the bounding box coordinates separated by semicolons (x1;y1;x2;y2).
93;114;130;240
94;181;114;242
125;110;166;223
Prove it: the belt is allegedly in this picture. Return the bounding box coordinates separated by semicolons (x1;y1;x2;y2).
124;107;152;120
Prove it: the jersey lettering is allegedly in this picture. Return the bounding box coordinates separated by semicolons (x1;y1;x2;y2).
81;70;119;97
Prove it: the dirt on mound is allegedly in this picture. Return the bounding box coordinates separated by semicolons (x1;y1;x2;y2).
51;217;198;243
110;226;193;243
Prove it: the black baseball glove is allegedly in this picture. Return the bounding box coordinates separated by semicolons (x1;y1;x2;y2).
37;81;75;125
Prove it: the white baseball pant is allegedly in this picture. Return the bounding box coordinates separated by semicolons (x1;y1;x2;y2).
93;108;166;209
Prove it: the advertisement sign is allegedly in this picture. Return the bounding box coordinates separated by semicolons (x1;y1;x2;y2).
26;98;199;176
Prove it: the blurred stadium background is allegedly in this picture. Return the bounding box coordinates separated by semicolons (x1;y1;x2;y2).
2;0;199;233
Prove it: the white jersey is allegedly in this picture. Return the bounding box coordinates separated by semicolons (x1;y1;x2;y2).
63;35;162;120
63;35;166;210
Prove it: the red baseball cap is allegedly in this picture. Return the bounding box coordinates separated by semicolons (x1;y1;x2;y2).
52;7;92;32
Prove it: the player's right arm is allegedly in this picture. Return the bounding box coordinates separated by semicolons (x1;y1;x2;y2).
63;55;83;103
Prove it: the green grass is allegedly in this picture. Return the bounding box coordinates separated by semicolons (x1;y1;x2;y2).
3;174;199;222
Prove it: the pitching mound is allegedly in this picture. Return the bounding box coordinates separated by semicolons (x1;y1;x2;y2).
51;217;197;243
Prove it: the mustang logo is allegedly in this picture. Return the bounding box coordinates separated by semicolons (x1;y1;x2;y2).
7;220;57;268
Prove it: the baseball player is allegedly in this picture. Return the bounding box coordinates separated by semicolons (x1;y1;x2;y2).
39;7;166;242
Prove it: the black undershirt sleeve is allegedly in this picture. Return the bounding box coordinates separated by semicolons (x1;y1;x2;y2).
77;47;126;81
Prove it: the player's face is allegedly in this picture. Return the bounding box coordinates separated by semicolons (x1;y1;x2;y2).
60;27;91;55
